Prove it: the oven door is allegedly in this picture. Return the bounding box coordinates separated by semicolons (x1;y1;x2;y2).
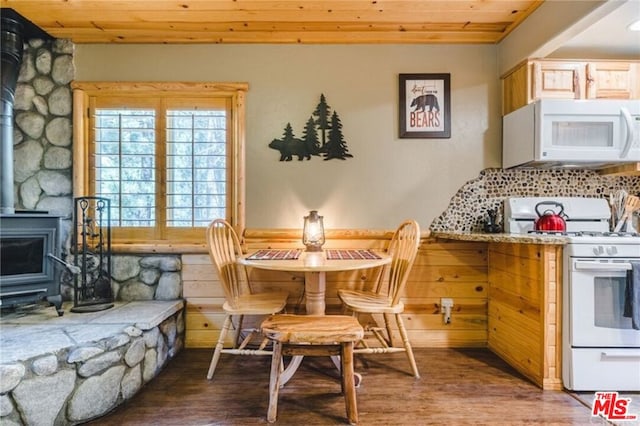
570;258;640;347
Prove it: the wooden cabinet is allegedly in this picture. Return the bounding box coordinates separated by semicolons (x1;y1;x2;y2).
532;60;585;101
502;59;640;115
586;61;638;99
487;242;563;390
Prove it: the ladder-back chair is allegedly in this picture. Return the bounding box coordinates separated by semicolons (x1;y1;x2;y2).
337;219;421;378
205;219;289;380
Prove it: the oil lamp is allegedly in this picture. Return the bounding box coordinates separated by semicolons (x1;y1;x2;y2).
302;210;325;252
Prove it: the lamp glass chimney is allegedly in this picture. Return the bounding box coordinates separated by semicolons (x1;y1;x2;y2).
302;210;325;252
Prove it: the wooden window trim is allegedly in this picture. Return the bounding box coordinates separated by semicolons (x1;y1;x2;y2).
72;81;248;248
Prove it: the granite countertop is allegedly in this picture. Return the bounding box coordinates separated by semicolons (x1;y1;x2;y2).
430;231;568;245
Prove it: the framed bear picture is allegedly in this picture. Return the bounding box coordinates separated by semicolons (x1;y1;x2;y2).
399;73;451;139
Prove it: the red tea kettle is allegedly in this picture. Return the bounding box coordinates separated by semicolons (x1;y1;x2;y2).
534;201;567;232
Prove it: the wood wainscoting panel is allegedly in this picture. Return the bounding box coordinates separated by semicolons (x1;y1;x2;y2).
403;240;488;348
184;232;489;350
487;242;563;390
183;254;224;348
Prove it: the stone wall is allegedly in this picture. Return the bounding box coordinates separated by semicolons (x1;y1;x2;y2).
430;168;640;232
13;38;74;237
59;254;183;302
110;256;183;301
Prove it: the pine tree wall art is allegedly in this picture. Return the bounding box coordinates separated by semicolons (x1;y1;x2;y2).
268;94;353;161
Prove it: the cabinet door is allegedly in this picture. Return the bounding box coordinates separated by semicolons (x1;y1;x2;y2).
532;61;584;100
502;61;530;115
586;62;636;99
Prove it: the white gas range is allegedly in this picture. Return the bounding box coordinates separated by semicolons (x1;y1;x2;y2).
505;196;640;391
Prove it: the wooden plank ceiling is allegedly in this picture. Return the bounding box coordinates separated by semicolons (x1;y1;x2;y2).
0;0;543;44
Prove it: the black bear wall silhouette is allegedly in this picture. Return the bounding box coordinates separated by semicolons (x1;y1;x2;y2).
268;138;316;161
268;94;353;162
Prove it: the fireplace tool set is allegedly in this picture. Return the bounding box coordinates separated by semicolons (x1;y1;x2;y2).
71;196;114;312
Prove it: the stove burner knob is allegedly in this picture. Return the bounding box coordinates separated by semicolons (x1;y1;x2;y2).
593;246;605;255
606;246;618;256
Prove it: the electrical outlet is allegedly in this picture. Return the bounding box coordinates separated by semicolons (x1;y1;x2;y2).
440;298;454;312
440;297;454;325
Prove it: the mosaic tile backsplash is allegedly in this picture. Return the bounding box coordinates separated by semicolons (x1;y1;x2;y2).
430;168;640;232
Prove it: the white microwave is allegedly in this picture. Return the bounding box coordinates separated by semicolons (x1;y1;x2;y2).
503;99;640;168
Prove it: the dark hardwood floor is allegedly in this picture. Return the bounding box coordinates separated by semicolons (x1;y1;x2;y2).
88;348;605;425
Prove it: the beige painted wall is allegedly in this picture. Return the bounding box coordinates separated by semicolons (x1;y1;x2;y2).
75;44;500;231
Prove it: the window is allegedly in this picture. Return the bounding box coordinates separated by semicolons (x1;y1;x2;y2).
165;107;228;227
72;82;247;245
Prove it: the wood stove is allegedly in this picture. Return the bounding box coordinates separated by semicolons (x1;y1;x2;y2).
0;213;64;315
0;12;61;314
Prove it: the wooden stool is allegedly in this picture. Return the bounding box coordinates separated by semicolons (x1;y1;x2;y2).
261;314;364;425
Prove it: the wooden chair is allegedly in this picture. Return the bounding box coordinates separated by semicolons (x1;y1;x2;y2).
261;314;364;425
205;219;289;380
337;219;421;378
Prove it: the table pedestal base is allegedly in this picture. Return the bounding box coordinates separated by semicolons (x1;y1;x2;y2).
304;271;325;315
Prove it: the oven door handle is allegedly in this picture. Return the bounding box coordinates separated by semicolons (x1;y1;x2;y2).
574;261;632;271
602;350;640;359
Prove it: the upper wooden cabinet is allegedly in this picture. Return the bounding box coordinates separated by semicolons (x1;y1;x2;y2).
502;59;640;116
585;61;638;99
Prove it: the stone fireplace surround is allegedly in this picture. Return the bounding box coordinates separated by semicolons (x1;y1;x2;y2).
0;300;184;425
0;36;187;425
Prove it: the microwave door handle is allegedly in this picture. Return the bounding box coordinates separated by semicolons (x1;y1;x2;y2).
574;260;632;271
619;107;634;159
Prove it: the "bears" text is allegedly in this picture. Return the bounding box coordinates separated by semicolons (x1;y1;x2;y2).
410;111;440;128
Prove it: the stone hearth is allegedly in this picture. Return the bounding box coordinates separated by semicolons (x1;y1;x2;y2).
0;300;184;425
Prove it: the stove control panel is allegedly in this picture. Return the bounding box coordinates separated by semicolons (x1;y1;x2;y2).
593;246;618;256
592;246;621;256
567;241;640;258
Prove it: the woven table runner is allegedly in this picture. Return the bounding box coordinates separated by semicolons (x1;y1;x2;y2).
325;249;381;260
246;249;302;260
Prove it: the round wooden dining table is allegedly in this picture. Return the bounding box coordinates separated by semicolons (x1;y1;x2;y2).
238;249;391;385
238;249;391;315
